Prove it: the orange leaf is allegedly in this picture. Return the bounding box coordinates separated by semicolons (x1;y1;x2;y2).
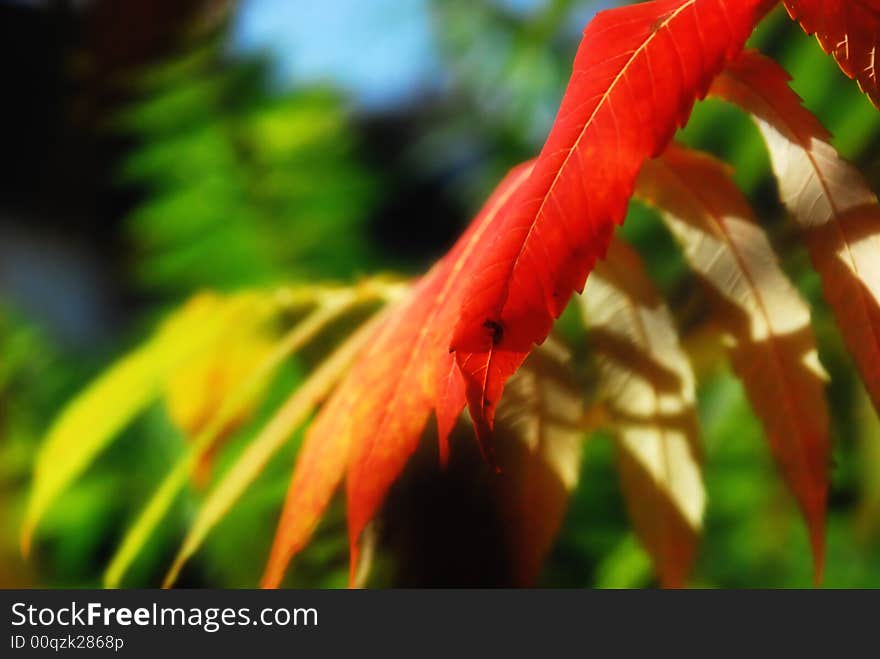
637;144;831;581
712;50;880;417
259;310;390;589
581;237;704;588
261;162;534;587
450;0;773;445
783;0;880;107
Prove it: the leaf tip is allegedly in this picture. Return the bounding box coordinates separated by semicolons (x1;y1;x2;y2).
260;567;282;590
472;414;499;472
161;559;184;590
348;542;361;589
438;433;450;469
809;518;826;588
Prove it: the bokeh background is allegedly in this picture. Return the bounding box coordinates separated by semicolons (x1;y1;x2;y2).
2;0;879;588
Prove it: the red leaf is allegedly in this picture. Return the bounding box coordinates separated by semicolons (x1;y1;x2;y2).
261;162;534;587
450;0;773;442
262;0;778;588
712;50;880;420
784;0;880;107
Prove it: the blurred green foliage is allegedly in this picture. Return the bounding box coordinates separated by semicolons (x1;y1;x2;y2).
117;41;376;294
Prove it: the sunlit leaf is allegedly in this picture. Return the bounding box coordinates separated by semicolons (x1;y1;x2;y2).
102;292;363;588
492;339;584;586
165;317;276;486
162;311;386;588
636;144;830;580
713;50;880;417
21;293;265;553
581;237;704;587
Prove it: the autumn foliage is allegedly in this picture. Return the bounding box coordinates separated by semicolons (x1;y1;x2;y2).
23;0;880;588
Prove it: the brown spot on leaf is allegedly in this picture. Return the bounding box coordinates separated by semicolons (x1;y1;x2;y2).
483;319;504;345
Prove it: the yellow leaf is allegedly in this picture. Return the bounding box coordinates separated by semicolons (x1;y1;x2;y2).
104;293;361;588
165;327;276;440
163;310;385;588
21;293;262;553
